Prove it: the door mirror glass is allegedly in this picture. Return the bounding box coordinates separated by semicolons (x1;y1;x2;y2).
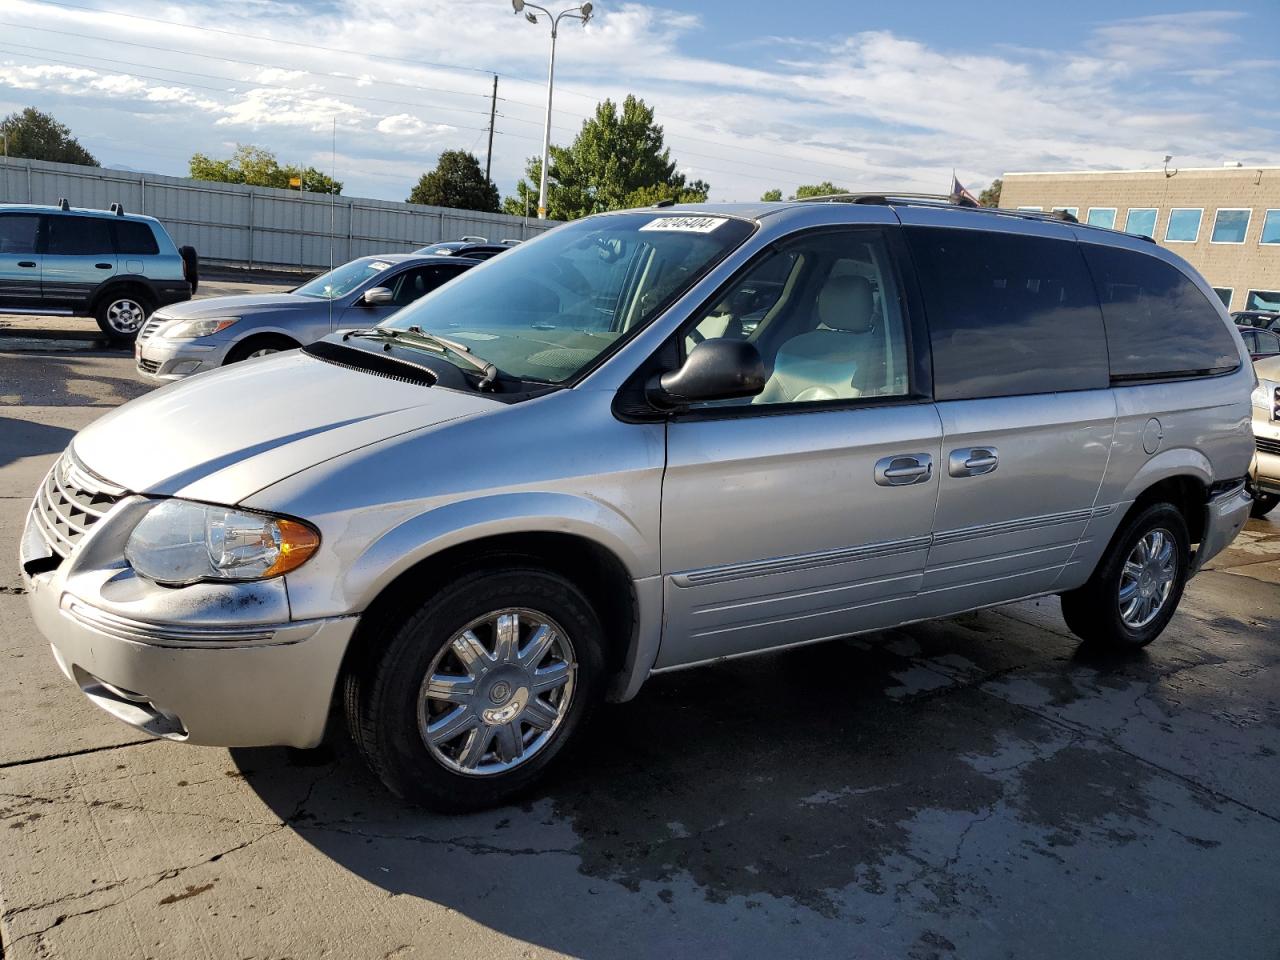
363;286;394;307
647;338;767;409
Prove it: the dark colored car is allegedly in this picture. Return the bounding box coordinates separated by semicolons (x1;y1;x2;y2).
1240;326;1280;361
1232;310;1280;331
0;202;197;341
414;237;520;261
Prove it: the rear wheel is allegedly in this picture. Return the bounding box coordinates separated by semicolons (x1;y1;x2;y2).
224;335;298;364
1251;494;1279;519
343;567;604;811
1060;503;1190;650
94;292;152;342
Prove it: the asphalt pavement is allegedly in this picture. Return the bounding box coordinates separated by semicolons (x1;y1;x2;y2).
1;297;1278;959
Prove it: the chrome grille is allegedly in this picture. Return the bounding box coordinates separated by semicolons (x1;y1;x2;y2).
138;357;160;374
1258;436;1280;457
137;315;166;342
31;450;126;560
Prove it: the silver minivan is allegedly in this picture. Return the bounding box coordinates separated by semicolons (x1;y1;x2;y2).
19;197;1256;811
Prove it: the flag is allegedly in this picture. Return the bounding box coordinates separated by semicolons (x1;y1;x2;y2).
949;173;979;207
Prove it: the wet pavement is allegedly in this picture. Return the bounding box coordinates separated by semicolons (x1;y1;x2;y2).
1;323;1277;959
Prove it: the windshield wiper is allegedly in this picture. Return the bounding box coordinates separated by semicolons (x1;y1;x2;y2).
343;327;500;390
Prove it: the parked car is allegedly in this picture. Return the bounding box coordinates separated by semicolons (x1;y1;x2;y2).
135;252;479;382
1239;326;1280;361
0;200;197;341
1252;355;1280;518
415;237;519;260
21;198;1255;812
1232;310;1280;331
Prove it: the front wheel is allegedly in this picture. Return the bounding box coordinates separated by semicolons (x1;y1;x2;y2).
225;335;298;364
95;293;152;342
1250;494;1279;519
1060;503;1190;650
343;567;604;811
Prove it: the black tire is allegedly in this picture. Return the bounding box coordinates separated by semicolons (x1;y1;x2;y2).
94;290;153;343
1060;502;1190;650
1250;494;1279;519
179;245;199;294
224;335;298;364
343;567;604;812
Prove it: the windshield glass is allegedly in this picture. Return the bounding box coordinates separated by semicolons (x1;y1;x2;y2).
381;212;755;383
295;258;395;299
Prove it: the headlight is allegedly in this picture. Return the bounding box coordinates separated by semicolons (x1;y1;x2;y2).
1253;380;1278;412
162;317;239;339
125;500;319;585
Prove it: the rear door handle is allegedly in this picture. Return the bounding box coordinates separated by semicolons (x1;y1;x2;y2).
874;453;934;486
17;261;36;268
95;263;113;269
948;447;999;477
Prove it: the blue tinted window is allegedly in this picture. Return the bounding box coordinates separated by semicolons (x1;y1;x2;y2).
1164;209;1202;242
1261;210;1280;244
1124;209;1157;237
1211;209;1250;243
1087;209;1116;228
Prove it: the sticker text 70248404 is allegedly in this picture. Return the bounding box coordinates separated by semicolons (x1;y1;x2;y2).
639;216;727;234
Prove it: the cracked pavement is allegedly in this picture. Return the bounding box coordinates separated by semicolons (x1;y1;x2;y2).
2;316;1279;959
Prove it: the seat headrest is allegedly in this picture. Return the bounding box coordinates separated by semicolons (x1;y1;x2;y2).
818;274;874;333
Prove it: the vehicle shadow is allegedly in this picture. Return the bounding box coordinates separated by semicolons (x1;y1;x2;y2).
226;600;1280;958
0;348;150;408
0;416;77;470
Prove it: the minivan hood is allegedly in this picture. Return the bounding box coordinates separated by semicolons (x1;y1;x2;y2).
155;293;317;319
73;350;501;503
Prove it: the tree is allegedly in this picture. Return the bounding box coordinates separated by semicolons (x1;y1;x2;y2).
188;144;342;194
978;178;1002;208
792;182;847;199
502;95;709;220
407;150;499;211
760;188;783;202
0;107;97;165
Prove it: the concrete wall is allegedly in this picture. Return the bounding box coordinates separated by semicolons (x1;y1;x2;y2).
0;157;558;273
1000;166;1280;312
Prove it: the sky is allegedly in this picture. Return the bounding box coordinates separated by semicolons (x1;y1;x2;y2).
0;0;1277;205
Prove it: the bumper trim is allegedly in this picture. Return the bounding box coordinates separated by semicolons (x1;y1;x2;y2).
62;595;300;646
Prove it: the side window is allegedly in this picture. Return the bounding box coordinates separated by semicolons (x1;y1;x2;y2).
46;216;113;256
390;266;464;306
682;230;911;407
906;227;1108;400
1081;244;1240;380
114;221;160;256
1240;330;1257;352
1258;330;1280;357
0;215;39;254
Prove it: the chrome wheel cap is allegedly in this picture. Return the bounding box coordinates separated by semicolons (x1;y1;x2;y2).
1118;528;1177;629
106;299;145;334
418;608;576;777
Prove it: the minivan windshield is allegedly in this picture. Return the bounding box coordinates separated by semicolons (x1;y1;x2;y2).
380;212;755;383
295;258;394;299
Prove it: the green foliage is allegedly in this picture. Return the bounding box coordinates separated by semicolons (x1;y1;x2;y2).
502;95;709;220
792;182;847;199
0;107;97;166
408;150;499;211
978;178;1002;207
188;144;342;194
760;189;783;202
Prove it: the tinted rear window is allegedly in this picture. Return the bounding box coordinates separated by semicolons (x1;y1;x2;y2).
0;214;39;254
1080;244;1239;380
45;215;113;256
906;227;1108;400
114;220;160;255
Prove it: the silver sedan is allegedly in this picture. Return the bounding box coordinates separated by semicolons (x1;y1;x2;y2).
135;253;478;381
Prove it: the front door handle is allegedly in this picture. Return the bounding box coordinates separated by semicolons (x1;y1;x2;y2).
874;453;934;487
95;263;113;269
17;261;36;268
948;446;999;477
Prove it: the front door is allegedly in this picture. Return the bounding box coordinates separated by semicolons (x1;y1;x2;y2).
42;214;116;310
0;212;42;309
657;227;942;668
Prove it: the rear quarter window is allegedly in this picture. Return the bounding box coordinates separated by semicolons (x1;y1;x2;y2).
45;215;113;256
1080;244;1239;380
906;227;1109;400
114;220;160;256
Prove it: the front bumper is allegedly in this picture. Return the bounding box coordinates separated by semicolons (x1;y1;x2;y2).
134;335;230;382
1251;417;1280;497
1193;482;1253;572
20;476;357;748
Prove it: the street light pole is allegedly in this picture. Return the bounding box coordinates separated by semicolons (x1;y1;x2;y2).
511;0;593;219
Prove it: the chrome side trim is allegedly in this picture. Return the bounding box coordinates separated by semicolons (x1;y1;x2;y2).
671;534;933;587
931;508;1094;546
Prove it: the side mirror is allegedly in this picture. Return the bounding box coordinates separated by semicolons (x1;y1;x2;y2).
362;286;394;307
646;338;768;409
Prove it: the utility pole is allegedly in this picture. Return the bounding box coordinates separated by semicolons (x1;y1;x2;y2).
485;74;498;185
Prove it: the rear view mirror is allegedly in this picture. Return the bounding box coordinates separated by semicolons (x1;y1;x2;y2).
363;286;394;307
647;339;768;409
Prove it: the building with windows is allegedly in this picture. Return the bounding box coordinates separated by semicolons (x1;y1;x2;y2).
999;165;1280;312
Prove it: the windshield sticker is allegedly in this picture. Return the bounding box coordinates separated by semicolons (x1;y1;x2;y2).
369;261;391;271
640;216;727;233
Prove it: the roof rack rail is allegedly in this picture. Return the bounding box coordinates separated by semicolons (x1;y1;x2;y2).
109;202;125;216
796;191;1089;225
57;197;70;211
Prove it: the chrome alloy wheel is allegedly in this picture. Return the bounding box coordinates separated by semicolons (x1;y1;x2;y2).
246;347;280;359
105;298;146;334
418;608;576;776
1118;528;1178;629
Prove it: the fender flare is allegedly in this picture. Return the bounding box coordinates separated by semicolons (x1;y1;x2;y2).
1116;447;1212;505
